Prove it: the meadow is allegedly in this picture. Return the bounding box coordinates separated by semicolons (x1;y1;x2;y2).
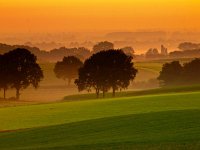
0;89;200;149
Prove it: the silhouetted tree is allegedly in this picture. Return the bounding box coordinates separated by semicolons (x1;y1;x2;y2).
0;54;10;99
54;56;83;86
182;58;200;84
104;50;138;97
75;50;138;98
122;46;135;57
158;61;183;86
4;48;43;100
75;55;107;98
93;41;114;53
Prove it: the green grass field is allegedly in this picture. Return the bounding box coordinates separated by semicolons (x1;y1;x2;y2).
0;87;200;149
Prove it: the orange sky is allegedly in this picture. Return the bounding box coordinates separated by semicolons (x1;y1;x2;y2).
1;0;200;33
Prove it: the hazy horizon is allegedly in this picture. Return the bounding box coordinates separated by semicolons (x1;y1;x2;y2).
1;0;200;53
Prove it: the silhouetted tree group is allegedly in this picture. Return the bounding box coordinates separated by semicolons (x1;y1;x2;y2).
158;58;200;86
75;50;138;98
93;41;114;54
178;42;200;51
0;48;43;100
0;43;91;62
54;56;83;86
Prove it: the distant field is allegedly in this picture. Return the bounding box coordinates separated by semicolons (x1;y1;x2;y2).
135;57;195;74
0;89;200;149
135;62;162;73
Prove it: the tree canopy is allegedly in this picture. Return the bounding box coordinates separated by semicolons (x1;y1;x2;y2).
54;56;83;86
182;58;200;84
93;41;114;53
75;50;138;98
178;42;200;51
121;46;135;57
3;48;44;100
158;58;200;86
158;61;183;86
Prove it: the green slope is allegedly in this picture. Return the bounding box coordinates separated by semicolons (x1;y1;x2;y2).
0;91;200;131
0;109;200;149
1;90;200;149
64;85;200;101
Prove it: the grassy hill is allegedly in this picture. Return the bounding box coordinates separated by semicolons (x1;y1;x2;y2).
0;88;200;149
0;109;200;150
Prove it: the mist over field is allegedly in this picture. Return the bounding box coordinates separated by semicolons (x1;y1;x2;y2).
1;0;200;149
2;31;200;54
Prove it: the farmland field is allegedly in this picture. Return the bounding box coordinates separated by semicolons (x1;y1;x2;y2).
0;88;200;149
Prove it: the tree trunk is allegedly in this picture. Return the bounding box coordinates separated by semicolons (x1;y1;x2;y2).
112;87;116;97
103;89;105;98
64;79;67;86
96;89;99;98
3;88;6;99
68;78;71;86
16;88;20;100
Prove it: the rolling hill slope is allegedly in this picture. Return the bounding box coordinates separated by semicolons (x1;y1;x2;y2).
0;109;200;150
0;89;200;149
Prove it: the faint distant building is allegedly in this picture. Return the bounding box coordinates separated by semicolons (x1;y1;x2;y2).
161;45;168;55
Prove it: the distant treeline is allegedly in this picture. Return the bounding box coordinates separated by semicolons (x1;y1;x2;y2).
0;42;135;62
169;49;200;58
1;41;200;62
0;43;91;62
145;42;200;59
158;58;200;86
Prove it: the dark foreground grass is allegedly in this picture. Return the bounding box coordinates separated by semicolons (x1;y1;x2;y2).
64;85;200;101
0;109;200;150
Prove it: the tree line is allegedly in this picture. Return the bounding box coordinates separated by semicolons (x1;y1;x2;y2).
158;58;200;86
0;47;137;100
54;50;138;98
0;41;135;63
75;50;137;98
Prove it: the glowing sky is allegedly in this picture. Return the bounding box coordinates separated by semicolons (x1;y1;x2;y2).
1;0;200;33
